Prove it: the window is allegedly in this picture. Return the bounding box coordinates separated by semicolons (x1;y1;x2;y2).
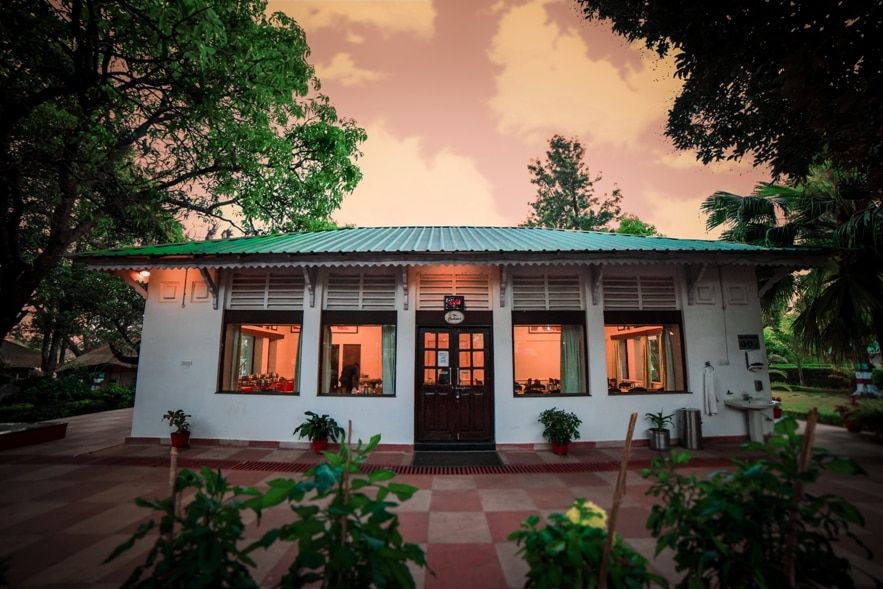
513;311;587;395
604;311;686;393
320;311;396;396
220;311;302;394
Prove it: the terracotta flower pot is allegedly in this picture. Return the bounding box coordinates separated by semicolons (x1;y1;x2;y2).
311;438;329;454
551;441;569;455
170;431;190;449
773;406;783;419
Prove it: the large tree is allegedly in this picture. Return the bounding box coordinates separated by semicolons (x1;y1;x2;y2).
0;0;366;340
701;164;883;363
575;1;883;196
523;135;622;231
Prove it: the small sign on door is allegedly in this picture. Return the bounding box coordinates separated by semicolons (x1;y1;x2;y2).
437;351;450;367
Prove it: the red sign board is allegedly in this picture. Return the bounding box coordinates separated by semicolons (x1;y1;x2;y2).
444;295;465;311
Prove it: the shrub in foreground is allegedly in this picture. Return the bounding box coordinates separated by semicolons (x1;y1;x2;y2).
642;416;871;588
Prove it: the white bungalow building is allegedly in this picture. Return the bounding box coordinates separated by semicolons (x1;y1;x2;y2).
81;226;817;449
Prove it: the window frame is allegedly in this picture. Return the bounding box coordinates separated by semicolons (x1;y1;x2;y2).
217;309;304;396
511;310;590;397
604;310;689;395
318;310;398;397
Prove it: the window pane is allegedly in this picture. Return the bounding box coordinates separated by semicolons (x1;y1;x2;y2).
222;324;300;393
424;350;436;367
472;333;484;348
438;333;449;348
472;351;485;368
605;323;684;392
321;324;396;395
513;324;585;395
459;351;471;367
424;369;435;384
424;332;436;348
459;333;470;349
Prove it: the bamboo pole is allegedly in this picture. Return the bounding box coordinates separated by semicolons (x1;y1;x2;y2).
784;408;818;587
340;420;353;547
599;412;638;589
168;446;178;539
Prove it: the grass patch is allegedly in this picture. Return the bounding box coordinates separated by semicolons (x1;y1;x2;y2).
771;388;851;419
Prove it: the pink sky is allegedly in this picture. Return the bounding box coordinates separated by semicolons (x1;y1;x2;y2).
271;0;767;239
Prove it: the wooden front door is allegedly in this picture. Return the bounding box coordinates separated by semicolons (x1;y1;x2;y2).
416;327;493;444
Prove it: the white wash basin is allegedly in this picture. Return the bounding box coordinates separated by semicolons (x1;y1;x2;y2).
725;397;775;441
724;398;776;411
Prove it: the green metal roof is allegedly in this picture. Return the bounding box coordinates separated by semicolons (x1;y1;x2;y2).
82;226;800;258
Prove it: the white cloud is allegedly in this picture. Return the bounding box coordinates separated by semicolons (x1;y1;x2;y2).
271;0;436;38
315;53;387;87
487;0;681;147
642;190;720;240
334;123;511;226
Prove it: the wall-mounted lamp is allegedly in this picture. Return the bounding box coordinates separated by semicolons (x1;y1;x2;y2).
139;270;151;279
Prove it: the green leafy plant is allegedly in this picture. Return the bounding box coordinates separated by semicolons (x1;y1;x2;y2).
642;416;871;588
248;433;429;587
293;410;345;442
644;410;674;431
849;399;883;435
106;467;261;588
538;407;582;444
509;498;666;588
162;409;191;433
107;433;428;588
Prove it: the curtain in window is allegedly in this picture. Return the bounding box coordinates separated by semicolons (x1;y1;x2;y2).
662;328;677;390
321;325;333;393
226;327;241;389
294;330;302;392
382;325;396;394
560;325;585;393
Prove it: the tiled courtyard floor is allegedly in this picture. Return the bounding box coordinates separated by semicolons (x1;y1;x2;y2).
1;408;881;587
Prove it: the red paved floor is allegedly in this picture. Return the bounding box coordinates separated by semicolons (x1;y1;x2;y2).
1;408;881;587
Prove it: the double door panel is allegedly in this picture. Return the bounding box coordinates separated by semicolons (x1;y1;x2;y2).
416;327;492;443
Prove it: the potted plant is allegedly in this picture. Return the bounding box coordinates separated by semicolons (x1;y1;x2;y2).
162;409;191;448
645;410;674;451
772;396;783;419
836;403;862;433
538;407;582;455
294;411;345;454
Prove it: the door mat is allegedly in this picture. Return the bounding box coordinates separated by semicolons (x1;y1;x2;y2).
412;451;503;467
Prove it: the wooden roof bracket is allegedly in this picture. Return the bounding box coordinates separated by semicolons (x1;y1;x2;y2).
758;266;793;298
115;270;148;300
401;266;409;310
198;268;219;310
686;263;709;305
590;265;604;306
499;265;508;308
303;266;318;308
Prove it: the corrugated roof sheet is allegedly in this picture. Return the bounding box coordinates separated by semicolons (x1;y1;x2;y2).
82;226;799;258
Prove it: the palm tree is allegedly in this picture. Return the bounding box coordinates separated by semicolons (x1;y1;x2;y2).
701;163;883;364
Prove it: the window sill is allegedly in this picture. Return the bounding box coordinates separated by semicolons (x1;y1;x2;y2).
318;392;396;398
607;390;692;396
216;390;299;396
514;392;591;398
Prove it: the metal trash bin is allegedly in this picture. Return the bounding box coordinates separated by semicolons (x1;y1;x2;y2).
679;408;703;450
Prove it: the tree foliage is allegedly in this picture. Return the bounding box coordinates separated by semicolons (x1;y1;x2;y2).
523;135;622;231
616;213;660;236
576;1;883;195
701;164;883;362
0;0;366;339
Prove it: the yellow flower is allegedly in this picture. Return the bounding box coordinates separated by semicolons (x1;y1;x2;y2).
565;506;582;524
568;500;607;529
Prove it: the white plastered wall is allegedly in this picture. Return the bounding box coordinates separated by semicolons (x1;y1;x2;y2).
133;263;771;445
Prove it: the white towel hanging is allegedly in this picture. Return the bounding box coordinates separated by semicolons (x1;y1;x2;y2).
703;363;719;416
